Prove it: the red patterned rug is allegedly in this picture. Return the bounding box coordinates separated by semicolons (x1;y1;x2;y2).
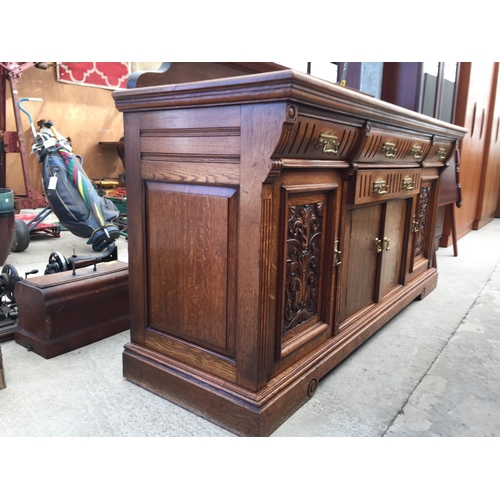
56;62;131;90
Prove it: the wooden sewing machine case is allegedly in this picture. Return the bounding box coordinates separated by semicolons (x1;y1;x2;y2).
14;261;129;359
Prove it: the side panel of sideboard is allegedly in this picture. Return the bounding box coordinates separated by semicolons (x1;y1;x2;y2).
123;105;244;385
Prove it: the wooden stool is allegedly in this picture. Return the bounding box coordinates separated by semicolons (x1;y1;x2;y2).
0;344;5;389
445;202;459;257
437;148;461;256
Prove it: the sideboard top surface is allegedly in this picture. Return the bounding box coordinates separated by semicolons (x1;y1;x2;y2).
113;69;467;141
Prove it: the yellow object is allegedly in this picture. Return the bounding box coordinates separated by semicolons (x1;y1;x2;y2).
92;179;120;189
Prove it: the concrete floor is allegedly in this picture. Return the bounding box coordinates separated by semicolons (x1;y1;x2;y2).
1;210;499;437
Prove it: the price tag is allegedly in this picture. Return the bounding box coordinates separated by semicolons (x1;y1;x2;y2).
48;176;58;190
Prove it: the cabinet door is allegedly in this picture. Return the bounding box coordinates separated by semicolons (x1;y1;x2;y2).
271;170;341;371
338;199;408;325
277;185;338;359
378;199;407;300
338;203;382;323
406;178;438;282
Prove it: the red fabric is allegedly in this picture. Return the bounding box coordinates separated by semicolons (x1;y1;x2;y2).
57;62;130;90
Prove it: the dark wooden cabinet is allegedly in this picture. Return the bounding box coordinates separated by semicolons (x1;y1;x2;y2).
113;70;466;436
475;62;500;228
440;62;498;244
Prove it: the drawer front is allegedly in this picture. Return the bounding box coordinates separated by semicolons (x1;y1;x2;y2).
354;129;432;165
274;117;456;166
423;137;457;166
274;116;361;161
353;168;421;205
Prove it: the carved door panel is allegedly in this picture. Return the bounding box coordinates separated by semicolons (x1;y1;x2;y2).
406;178;437;282
275;179;340;363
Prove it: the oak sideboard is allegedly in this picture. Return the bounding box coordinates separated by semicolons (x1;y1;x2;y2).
113;70;467;436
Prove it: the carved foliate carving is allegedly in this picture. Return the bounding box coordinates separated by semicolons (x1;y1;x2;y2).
415;187;430;258
283;202;323;334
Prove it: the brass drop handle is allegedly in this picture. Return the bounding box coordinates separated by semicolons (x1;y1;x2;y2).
402;175;416;191
384;237;391;251
316;131;340;154
381;140;397;158
410;144;423;160
373;178;388;195
374;237;382;253
333;238;342;266
412;214;419;233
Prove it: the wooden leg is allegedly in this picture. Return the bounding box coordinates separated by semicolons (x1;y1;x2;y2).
432;238;438;270
0;345;5;390
448;203;458;257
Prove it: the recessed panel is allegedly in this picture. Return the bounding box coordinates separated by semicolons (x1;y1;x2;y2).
277;185;337;357
339;204;382;323
283;201;324;335
414;186;431;260
379;199;406;299
146;183;236;353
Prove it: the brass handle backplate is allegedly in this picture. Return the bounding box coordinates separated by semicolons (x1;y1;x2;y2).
334;238;342;266
437;147;447;160
410;144;423;160
402;175;416;191
375;237;391;252
373;178;388;195
316;131;340;155
381;141;397;158
412;214;420;233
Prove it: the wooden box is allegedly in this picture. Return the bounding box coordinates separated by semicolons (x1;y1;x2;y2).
14;261;129;359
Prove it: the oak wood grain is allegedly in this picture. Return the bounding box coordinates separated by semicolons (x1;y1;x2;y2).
114;68;466;436
146;182;236;355
474;63;500;229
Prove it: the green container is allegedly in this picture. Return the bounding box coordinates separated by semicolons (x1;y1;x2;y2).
106;196;127;215
0;188;14;213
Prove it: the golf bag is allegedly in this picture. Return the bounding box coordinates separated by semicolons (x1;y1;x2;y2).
36;123;121;251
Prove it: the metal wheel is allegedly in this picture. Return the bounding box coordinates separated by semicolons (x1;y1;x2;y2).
47;252;68;273
1;264;20;303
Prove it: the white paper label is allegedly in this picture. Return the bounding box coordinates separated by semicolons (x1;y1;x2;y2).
48;176;58;190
